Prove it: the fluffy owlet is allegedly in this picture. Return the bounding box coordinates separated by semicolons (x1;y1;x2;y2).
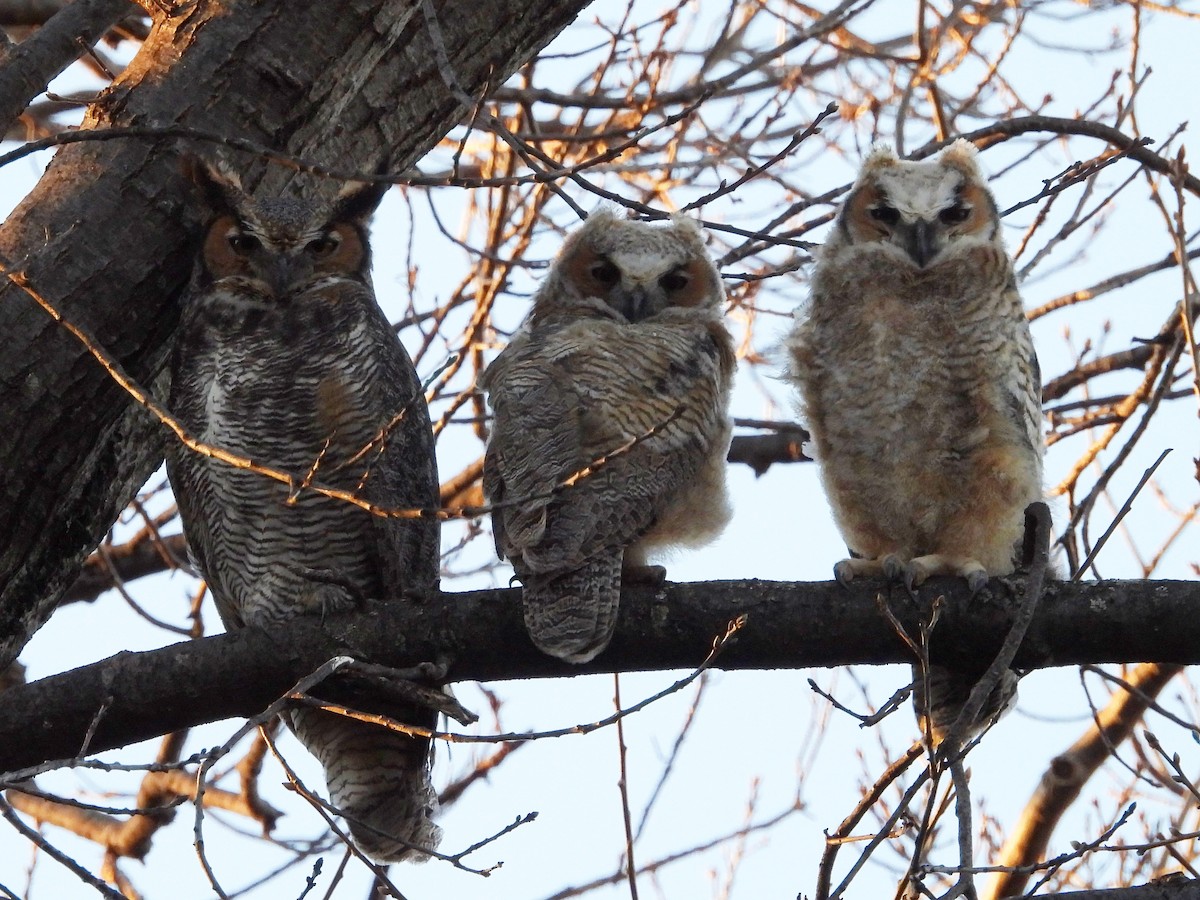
166;160;442;860
481;209;736;663
787;141;1044;742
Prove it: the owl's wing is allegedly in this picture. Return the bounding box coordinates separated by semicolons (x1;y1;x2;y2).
354;305;441;601
485;315;731;574
165;453;245;627
482;339;589;561
164;312;247;629
1000;290;1044;457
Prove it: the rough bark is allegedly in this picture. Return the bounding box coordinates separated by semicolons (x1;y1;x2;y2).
1;576;1197;774
0;0;591;669
0;0;135;133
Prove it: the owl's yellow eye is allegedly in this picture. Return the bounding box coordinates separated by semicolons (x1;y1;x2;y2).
939;204;970;225
227;233;259;256
869;205;899;226
306;232;341;258
589;260;619;286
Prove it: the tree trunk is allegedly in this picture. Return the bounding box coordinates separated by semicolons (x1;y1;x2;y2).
0;0;591;668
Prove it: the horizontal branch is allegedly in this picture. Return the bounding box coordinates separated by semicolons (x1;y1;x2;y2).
60;532;188;605
952;115;1200;198
2;577;1198;774
1043;345;1158;402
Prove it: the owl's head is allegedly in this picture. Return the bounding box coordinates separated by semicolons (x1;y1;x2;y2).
184;157;389;301
836;139;999;268
537;208;724;322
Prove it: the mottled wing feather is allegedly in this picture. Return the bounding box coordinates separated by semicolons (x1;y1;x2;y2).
484;353;587;560
995;283;1044;461
486;316;726;573
353;302;441;601
165;316;245;628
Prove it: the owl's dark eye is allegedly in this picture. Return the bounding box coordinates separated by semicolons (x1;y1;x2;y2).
306;232;341;258
869;205;900;226
589;259;620;286
227;233;260;256
940;204;970;225
660;269;689;292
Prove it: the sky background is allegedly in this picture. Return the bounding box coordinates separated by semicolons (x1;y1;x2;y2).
1;2;1199;899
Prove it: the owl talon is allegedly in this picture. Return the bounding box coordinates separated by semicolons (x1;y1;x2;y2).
965;567;989;595
295;567;363;619
623;564;667;585
903;560;929;593
903;554;991;593
833;556;892;583
882;554;906;583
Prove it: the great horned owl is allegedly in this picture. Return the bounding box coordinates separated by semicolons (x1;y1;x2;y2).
481;209;736;664
787;140;1044;742
166;159;442;860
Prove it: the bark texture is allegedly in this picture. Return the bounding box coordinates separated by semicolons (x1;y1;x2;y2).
1;576;1198;774
0;0;134;132
0;0;590;668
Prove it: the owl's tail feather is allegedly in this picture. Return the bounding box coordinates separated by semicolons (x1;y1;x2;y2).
286;708;441;863
912;664;1019;746
522;561;621;664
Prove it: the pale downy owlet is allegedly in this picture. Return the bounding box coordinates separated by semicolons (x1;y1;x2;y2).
787;141;1044;743
482;209;736;664
166;159;442;860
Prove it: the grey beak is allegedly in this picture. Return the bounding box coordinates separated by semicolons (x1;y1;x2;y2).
619;286;652;322
901;220;937;268
266;257;305;299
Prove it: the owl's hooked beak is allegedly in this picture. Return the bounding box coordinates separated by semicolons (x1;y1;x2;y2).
898;219;939;268
263;256;312;300
615;284;658;322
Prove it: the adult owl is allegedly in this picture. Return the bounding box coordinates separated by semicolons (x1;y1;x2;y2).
166;159;442;860
787;140;1043;742
481;209;736;664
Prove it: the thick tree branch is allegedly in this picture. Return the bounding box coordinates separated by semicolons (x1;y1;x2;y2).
1043;345;1160;403
1;577;1197;774
0;0;134;133
727;430;811;475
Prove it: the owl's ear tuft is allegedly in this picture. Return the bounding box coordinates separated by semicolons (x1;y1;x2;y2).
860;144;900;177
939;139;982;179
182;155;248;218
332;176;390;224
583;205;619;226
667;213;706;246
